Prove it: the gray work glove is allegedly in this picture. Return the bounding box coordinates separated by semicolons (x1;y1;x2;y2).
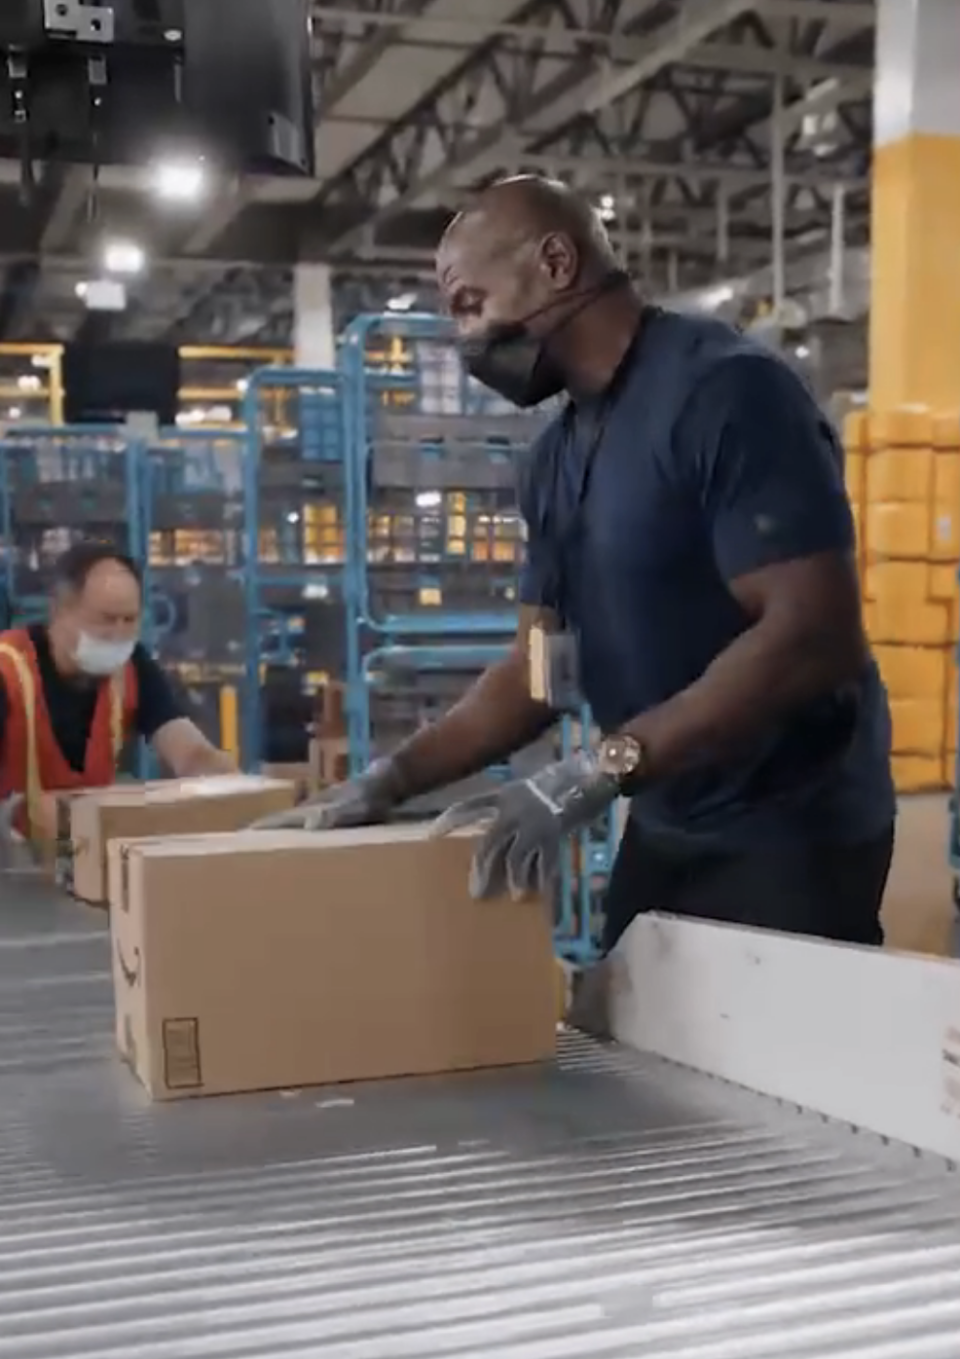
0;795;40;874
430;752;618;900
249;758;406;831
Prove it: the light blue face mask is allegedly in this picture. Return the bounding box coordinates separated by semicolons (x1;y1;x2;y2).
74;632;136;677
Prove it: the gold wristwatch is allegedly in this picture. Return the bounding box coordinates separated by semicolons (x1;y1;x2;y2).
596;733;647;788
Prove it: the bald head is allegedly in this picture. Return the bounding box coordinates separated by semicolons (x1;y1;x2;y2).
442;175;617;273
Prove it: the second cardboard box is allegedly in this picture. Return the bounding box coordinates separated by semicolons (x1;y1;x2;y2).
70;775;296;905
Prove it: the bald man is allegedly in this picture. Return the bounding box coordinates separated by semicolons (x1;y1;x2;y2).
263;176;895;993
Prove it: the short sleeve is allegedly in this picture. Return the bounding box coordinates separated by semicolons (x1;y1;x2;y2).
132;646;188;740
516;426;561;610
678;353;854;582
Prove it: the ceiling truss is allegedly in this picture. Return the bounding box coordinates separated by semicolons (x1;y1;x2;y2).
0;0;876;347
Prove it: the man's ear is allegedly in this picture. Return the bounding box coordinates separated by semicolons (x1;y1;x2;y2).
539;231;578;290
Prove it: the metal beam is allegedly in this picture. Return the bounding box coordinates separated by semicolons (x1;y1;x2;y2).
318;0;781;255
669;241;870;315
350;199;853;263
0;230;441;275
180;179;255;256
0;163;97;339
512;151;867;192
679;45;870;81
312;0;874;47
362;229;821;264
778;72;872;133
39;167;92;254
760;0;873;21
579;0;754;116
314;0;438;111
316;26;874;82
313;5;645;57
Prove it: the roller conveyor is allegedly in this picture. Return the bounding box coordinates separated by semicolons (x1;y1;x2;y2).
1;881;959;1359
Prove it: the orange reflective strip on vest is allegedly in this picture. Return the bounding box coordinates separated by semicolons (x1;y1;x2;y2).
0;641;125;841
0;642;43;839
108;670;124;763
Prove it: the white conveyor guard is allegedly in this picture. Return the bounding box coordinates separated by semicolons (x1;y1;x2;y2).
612;912;960;1163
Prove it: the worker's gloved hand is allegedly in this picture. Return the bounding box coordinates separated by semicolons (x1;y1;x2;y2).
0;795;40;874
249;758;406;832
430;752;619;900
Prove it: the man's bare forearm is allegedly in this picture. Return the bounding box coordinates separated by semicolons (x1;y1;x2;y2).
390;652;555;800
620;554;867;781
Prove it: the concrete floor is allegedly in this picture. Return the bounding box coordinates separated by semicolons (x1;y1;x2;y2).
883;795;957;957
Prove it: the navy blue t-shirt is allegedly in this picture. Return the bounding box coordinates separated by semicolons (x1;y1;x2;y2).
518;307;894;848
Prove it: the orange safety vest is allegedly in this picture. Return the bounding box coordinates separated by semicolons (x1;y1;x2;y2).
0;628;138;841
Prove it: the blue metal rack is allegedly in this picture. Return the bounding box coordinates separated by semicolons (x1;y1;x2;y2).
0;425;142;625
138;428;250;771
240;365;348;767
339;312;611;961
339;312;541;769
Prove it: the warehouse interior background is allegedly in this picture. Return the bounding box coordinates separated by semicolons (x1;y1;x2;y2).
5;8;960;1352
0;0;956;955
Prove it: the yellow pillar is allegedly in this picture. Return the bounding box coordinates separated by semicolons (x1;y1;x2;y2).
854;0;960;794
870;0;960;410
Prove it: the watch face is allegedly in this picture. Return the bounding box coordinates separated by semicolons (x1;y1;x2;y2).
601;736;641;778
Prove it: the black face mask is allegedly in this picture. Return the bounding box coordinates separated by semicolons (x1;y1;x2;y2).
459;322;563;408
458;271;628;409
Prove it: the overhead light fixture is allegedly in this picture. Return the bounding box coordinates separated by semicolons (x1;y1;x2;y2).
598;193;616;223
386;292;417;313
103;239;146;276
236;378;249;394
78;279;127;312
16;374;41;392
415;490;442;509
795;344;811;360
151;159;207;203
8;407;22;419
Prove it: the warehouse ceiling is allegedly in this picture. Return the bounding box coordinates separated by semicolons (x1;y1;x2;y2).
0;0;875;348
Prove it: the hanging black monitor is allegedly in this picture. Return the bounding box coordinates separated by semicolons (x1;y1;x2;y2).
62;339;181;426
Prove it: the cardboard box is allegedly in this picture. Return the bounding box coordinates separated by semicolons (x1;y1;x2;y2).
108;824;557;1100
71;775;296;906
261;763;315;800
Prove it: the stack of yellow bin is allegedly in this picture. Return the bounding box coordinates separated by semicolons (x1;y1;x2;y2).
845;409;960;792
